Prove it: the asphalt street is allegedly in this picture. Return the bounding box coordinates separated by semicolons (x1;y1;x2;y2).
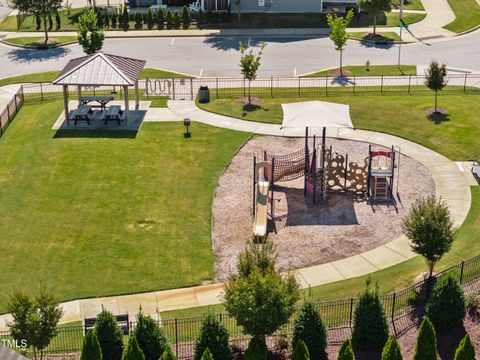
0;31;479;78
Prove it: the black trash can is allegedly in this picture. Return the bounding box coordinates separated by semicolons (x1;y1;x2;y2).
198;86;210;103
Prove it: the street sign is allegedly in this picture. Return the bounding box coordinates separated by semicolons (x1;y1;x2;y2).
396;23;409;29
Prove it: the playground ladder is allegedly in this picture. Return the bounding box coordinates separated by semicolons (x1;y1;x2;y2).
373;177;389;199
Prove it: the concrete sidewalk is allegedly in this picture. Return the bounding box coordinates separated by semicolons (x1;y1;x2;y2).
0;100;473;330
408;0;456;40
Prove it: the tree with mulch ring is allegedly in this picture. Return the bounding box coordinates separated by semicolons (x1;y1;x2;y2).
424;60;448;116
239;41;267;106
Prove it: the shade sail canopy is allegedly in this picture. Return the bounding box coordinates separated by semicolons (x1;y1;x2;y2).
53;52;146;86
281;101;354;129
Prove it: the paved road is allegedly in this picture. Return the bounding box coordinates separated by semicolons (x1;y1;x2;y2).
1;31;479;78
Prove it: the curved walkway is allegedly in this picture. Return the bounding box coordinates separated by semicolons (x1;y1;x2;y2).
0;101;473;330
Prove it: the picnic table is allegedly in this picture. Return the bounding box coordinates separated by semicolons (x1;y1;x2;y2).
71;105;93;125
102;105;123;125
80;96;114;111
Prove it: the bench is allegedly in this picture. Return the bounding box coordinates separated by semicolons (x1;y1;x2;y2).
472;161;480;184
83;313;130;335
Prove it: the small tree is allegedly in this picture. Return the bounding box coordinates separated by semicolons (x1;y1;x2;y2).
454;333;475;360
239;41;267;105
413;317;437;360
197;8;205;27
292;301;327;359
9;0;62;44
356;0;392;34
134;11;143;28
223;241;299;340
424;61;447;114
327;10;354;77
166;9;173;29
81;330;103;360
426;274;465;333
122;336;146;360
7;288;63;360
104;14;110;29
122;5;129;30
95;309;124;360
402;196;456;278
244;336;267;360
182;6;191;29
337;339;354;360
146;7;154;29
76;8;105;55
292;339;311;360
159;348;178;360
173;11;181;29
193;314;231;360
351;280;389;349
133;310;170;360
111;12;117;28
157;8;165;29
36;14;41;30
381;336;403;360
55;10;60;30
200;348;214;360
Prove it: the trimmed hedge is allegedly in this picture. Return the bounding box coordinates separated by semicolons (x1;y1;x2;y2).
337;339;354;360
193;314;231;360
292;301;327;359
413;317;437;360
244;336;267;360
381;336;403;360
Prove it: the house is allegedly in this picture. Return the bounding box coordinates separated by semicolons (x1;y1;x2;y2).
201;0;359;13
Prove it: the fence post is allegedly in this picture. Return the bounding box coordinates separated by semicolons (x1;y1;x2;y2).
353;76;356;95
381;75;384;94
14;93;18;114
464;74;468;93
172;78;175;101
271;76;273;98
21;85;24;104
6;103;11;124
174;318;179;356
460;261;465;284
408;75;411;94
325;76;328;96
349;298;354;328
391;292;396;324
40;83;44;102
190;78;194;100
298;77;301;96
216;78;219;98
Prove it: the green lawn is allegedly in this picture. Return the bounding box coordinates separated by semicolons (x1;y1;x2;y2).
198;94;480;160
402;0;425;10
304;64;417;77
0;9;84;32
444;0;480;33
348;31;401;43
2;36;78;46
0;100;250;313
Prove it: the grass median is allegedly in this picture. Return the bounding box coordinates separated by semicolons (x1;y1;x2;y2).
444;0;480;33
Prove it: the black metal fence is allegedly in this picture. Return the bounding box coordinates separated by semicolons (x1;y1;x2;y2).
0;86;24;137
2;254;480;359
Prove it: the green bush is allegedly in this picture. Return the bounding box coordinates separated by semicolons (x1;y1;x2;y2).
97;13;104;28
197;8;205;27
55;11;61;30
104;14;110;28
381;336;402;360
292;301;327;359
135;12;143;28
413;317;437;360
48;15;53;31
351;282;389;349
244;336;267;360
200;348;214;360
159;348;178;360
95;309;124;360
337;339;354;360
146;7;155;29
182;6;191;29
193;314;231;360
292;339;310;360
426;274;465;333
157;8;165;29
111;13;117;28
81;330;102;360
173;12;181;29
36;14;41;30
122;336;145;360
166;9;174;29
454;333;475;360
133;311;170;360
123;6;129;29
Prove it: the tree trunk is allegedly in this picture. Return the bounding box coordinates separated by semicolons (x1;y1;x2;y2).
340;51;343;76
428;260;435;279
33;347;37;360
237;3;241;21
248;79;251;104
43;15;49;44
373;15;377;35
434;90;438;113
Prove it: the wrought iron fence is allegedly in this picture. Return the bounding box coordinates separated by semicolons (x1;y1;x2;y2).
0;86;24;137
2;254;480;359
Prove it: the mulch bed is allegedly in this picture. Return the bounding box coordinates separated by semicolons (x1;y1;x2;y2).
329;69;352;77
235;97;264;105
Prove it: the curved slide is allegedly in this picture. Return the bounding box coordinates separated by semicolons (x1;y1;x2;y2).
253;162;272;237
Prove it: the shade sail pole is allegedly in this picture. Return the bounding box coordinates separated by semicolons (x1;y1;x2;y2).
135;80;139;110
124;85;129;126
63;85;69;125
77;85;82;106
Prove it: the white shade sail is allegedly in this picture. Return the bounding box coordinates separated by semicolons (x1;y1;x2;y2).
281;101;354;129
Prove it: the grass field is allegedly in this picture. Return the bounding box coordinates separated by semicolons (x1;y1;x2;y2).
402;0;425;10
197;94;480;160
2;36;78;47
444;0;480;33
304;65;417;77
0;9;84;32
0;100;250;313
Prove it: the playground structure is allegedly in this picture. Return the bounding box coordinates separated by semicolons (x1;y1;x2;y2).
252;128;400;237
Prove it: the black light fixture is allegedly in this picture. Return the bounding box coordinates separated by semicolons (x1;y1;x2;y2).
183;118;191;138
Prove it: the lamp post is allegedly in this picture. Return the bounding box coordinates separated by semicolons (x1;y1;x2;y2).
397;0;405;70
184;118;191;138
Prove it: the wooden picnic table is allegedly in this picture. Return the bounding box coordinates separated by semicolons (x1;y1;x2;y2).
103;105;123;125
80;96;114;111
72;105;93;125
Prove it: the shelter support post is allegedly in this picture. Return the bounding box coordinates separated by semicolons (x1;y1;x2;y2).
135;80;139;110
63;85;69;125
77;85;82;106
124;85;129;126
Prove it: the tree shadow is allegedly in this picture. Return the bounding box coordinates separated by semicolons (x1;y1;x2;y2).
426;111;450;124
7;46;72;63
437;324;467;360
351;346;382;360
358;38;396;50
241;103;269;118
53;129;138;139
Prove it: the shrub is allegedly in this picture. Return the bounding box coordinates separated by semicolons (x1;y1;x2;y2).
111;13;117;28
157;8;165;29
146;7;154;29
133;311;170;360
454;333;475;360
81;330;102;360
244;336;267;360
135;12;143;28
426;274;465;333
104;14;110;28
465;293;480;319
381;336;402;360
413;317;437;360
292;301;327;359
122;336;145;360
36;15;42;30
193;314;231;360
122;6;129;29
55;11;61;30
173;12;181;29
337;339;354;360
200;348;214;360
159;348;178;360
351;281;389;349
48;15;53;31
182;6;191;29
95;309;124;360
166;9;174;29
97;13;104;28
292;339;310;360
197;8;205;27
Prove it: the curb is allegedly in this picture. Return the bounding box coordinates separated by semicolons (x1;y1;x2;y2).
0;38;77;49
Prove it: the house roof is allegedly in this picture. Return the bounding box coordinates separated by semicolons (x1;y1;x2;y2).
53;53;146;86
